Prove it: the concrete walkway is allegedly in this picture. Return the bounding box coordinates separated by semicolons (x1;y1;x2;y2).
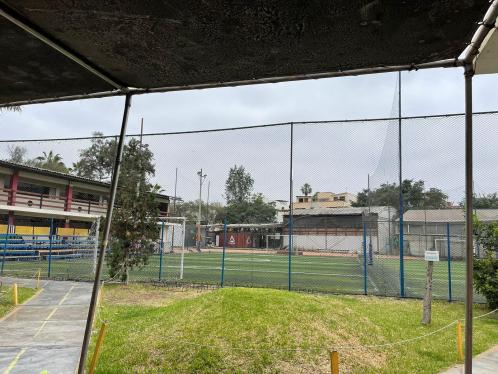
0;277;92;374
441;345;498;374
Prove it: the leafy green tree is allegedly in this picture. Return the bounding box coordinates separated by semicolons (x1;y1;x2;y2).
225;165;254;204
301;183;312;196
175;200;225;223
72;132;117;181
353;179;447;211
32;150;69;173
223;166;275;224
7;145;28;164
403;180;425;208
470;193;498;209
424;188;449;209
106;139;160;283
473;217;498;308
226;193;276;224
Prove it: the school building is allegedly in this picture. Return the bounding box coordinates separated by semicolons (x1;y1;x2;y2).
0;159;171;234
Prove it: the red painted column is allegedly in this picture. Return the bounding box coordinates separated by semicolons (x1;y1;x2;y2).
8;171;19;206
65;184;73;211
64;184;73;228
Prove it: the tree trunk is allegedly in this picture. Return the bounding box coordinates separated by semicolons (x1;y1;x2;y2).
422;261;434;325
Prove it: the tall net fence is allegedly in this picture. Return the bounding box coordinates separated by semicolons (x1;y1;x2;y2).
0;111;496;301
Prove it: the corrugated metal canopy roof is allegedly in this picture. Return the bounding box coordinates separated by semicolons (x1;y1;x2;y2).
0;1;493;106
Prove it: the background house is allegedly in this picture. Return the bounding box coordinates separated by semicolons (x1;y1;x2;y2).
294;192;357;209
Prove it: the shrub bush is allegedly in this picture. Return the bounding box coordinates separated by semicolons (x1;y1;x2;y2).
473;219;498;309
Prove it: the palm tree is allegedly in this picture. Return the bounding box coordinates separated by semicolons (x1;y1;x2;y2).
301;183;312;196
33;151;69;173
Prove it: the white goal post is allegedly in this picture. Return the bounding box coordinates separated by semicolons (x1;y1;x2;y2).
158;217;186;279
434;238;466;258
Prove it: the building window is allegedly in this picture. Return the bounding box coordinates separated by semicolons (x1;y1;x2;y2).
17;182;50;195
73;191;100;203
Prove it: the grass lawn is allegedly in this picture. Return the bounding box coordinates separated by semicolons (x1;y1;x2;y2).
0;284;37;318
1;251;474;301
89;284;498;374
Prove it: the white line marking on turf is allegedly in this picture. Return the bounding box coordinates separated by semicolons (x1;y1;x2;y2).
162;264;363;277
225;258;271;262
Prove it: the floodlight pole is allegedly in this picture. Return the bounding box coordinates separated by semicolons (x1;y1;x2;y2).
78;93;132;374
463;63;474;374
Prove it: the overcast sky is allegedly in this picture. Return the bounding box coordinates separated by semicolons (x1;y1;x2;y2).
1;68;497;204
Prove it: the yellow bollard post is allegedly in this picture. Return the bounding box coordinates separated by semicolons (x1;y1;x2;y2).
457;320;464;361
89;321;108;374
330;351;339;374
12;283;18;306
37;269;41;289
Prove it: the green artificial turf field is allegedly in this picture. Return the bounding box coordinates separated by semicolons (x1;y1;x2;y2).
1;250;473;301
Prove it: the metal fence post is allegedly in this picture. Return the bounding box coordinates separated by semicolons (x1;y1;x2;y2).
158;220;165;281
447;222;452;302
1;228;8;276
47;218;54;278
288;122;294;291
363;221;368;295
398;71;405;298
221;218;227;287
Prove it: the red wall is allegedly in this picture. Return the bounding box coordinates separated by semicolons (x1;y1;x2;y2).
219;232;256;248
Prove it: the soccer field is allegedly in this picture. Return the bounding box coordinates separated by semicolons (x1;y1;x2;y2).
0;250;478;301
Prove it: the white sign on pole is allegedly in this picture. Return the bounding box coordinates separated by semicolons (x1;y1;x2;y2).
424;250;440;262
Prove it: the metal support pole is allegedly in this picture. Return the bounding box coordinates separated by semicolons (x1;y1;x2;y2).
447;222;452;302
288;123;294;291
367;174;373;266
398;71;405;298
363;221;368;295
1;227;8;276
48;218;54;278
92;218;100;275
180;219;185;280
78;93;132;374
159;221;165;281
221;218;227;287
196;169;206;252
170;167;178;254
463;64;474;374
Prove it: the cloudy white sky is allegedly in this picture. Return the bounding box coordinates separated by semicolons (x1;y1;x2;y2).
1;68;497;204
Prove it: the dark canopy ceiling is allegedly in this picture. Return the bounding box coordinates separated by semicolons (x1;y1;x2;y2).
0;0;490;105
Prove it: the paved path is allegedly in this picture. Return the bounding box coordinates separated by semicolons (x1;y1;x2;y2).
441;345;498;374
0;277;92;374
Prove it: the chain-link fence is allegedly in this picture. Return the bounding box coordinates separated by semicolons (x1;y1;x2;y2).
0;111;497;302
